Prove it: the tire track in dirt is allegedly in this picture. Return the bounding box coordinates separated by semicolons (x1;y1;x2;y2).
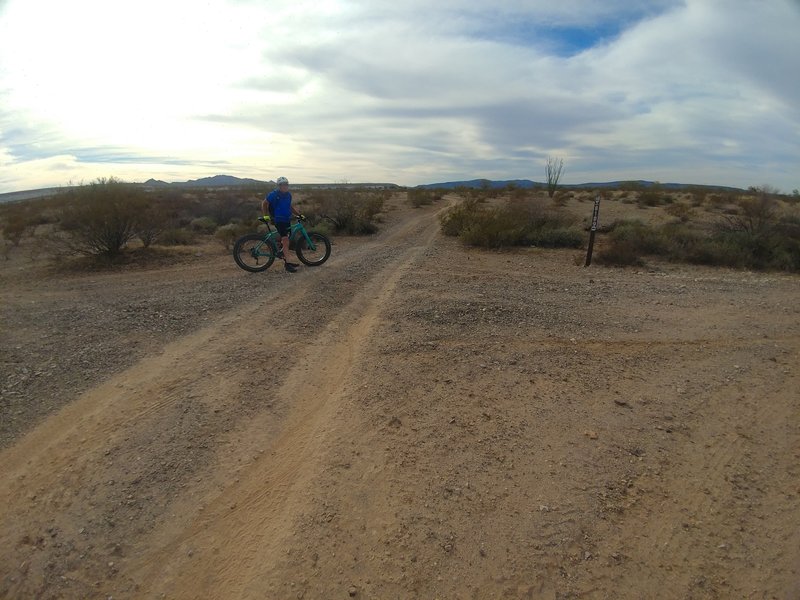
0;202;442;599
129;209;442;599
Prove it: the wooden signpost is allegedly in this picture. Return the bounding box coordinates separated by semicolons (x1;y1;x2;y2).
584;195;601;267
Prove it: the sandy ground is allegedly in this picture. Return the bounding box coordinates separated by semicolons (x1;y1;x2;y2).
1;195;799;599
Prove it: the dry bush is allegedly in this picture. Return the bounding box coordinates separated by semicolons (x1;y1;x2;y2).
440;197;583;249
665;202;695;223
408;188;439;208
214;222;252;250
597;205;800;271
306;189;386;235
59;179;149;257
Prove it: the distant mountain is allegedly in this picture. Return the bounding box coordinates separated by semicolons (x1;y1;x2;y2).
140;175;398;189
139;175;272;188
416;179;542;190
417;179;745;192
181;175;272;187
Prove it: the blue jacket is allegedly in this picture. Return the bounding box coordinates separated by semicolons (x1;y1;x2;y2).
266;189;292;222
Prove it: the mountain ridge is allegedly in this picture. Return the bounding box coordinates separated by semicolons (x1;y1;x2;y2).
415;178;746;192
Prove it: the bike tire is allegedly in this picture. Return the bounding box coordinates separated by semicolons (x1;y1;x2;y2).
233;233;276;272
296;232;331;266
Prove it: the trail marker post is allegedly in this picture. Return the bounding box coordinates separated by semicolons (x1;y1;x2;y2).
584;195;601;267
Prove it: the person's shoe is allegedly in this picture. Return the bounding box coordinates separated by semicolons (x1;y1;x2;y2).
284;262;298;273
285;262;299;268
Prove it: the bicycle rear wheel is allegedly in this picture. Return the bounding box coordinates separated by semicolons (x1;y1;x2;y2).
296;232;331;266
233;234;276;272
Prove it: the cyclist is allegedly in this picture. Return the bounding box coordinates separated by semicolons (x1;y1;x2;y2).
262;176;302;273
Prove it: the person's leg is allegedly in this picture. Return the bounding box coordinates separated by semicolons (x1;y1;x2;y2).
281;235;290;259
276;223;298;271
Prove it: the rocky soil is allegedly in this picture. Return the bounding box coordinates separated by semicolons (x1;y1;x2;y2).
1;196;798;599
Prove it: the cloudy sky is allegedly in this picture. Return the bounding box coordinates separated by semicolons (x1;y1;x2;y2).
1;0;798;193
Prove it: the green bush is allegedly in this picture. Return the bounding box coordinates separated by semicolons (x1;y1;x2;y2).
665;201;695;222
596;209;800;272
440;199;484;237
407;188;441;208
440;198;583;249
637;183;667;207
190;216;218;234
528;227;585;248
214;223;251;250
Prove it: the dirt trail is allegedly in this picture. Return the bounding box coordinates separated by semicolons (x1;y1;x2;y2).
0;202;442;598
130;210;441;598
2;197;799;599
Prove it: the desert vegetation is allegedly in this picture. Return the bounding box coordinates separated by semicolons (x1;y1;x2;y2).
434;182;799;272
597;189;800;271
1;179;798;273
0;179;390;265
303;187;389;235
440;196;583;249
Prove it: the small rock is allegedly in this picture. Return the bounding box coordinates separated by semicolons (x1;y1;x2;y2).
584;430;598;440
348;586;357;597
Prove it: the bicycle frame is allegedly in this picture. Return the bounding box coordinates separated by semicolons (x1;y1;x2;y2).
254;220;318;254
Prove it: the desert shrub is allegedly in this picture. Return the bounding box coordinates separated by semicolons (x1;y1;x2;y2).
440;199;481;237
637;183;666;207
136;202;168;248
511;187;531;200
608;220;669;255
190;216;218;234
1;208;33;246
407;188;444;208
718;194;778;237
665;201;695;223
59;178;148;256
527;227;584;248
158;228;195;246
307;218;334;238
595;240;646;267
307;189;385;235
596;206;800;271
551;191;568;207
440;197;583;249
619;181;644;192
214;222;251;250
408;188;434;208
207;192;257;225
687;186;707;206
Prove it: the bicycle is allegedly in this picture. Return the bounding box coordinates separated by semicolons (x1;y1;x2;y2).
233;216;332;272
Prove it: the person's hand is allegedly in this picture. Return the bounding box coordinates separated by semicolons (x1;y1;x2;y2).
259;215;271;223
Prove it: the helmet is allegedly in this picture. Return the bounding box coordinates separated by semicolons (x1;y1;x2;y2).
276;176;289;186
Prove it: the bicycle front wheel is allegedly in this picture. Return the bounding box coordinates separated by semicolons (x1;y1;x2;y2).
233;234;276;272
296;232;331;266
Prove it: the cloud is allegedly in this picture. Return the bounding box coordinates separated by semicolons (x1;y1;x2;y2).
0;0;798;192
